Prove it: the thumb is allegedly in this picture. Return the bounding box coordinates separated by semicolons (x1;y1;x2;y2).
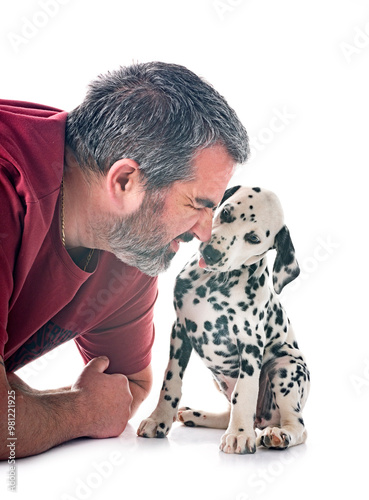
86;356;110;373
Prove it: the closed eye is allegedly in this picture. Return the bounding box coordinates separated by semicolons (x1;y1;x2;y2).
244;232;261;244
193;205;213;214
187;204;206;212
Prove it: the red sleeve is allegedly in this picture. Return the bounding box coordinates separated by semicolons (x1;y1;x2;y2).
0;244;13;359
0;164;23;359
74;277;158;376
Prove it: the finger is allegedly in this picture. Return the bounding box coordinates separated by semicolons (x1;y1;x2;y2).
86;356;110;373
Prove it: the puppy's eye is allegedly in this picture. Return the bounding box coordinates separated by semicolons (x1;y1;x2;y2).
220;205;235;223
244;232;261;244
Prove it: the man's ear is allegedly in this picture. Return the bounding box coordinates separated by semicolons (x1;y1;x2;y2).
106;158;144;212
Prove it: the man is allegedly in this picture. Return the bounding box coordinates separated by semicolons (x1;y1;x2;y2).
0;62;249;459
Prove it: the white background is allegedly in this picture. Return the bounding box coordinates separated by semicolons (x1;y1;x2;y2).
1;0;368;499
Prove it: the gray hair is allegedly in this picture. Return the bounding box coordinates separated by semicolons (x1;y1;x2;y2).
65;61;249;190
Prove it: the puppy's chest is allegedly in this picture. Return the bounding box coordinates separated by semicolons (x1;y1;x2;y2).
174;263;289;369
174;266;264;362
174;264;255;322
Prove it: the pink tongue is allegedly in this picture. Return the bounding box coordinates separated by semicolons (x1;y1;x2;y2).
198;257;206;268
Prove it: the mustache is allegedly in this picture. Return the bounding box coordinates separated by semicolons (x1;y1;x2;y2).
177;232;194;243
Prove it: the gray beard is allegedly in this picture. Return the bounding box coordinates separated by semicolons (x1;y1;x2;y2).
109;223;176;276
94;190;176;276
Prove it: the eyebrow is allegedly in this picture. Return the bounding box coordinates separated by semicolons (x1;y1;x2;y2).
195;197;216;209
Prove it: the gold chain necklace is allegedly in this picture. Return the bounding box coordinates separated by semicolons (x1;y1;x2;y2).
61;177;94;272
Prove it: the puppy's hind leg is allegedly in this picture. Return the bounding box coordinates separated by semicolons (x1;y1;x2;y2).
177;405;231;429
257;355;310;449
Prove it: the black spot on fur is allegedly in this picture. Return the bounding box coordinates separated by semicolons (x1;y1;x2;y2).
174;277;193;309
171;398;180;409
279;368;288;378
204;321;213;331
196;285;207;298
246;344;261;359
184;420;195;427
241;359;254;376
185;318;197;333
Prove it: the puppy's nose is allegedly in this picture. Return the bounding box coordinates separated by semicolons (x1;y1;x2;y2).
202;244;222;265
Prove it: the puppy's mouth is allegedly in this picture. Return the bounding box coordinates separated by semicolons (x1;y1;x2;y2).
198;256;226;272
198;256;208;269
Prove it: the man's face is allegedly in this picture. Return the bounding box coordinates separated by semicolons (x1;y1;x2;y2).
106;143;235;276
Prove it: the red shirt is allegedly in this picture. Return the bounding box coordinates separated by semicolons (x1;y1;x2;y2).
0;100;157;375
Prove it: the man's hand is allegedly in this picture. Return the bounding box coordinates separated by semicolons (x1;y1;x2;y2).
0;355;134;459
72;356;133;439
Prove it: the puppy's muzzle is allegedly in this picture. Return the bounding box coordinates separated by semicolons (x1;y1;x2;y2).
201;244;222;266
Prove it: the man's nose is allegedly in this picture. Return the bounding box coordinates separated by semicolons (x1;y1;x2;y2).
191;210;213;242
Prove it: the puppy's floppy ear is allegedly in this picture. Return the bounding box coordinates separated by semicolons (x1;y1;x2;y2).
272;225;300;294
219;185;241;206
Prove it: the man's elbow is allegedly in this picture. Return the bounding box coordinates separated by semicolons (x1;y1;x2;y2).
128;383;151;418
127;366;153;418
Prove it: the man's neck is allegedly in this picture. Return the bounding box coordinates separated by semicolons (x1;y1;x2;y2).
62;147;97;250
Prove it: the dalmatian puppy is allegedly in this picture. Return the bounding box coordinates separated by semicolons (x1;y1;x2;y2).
138;186;310;454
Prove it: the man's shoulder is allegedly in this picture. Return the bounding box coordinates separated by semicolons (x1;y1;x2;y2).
0;99;64;116
0;99;68;203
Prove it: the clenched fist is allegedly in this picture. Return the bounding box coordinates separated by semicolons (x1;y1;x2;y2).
72;356;133;439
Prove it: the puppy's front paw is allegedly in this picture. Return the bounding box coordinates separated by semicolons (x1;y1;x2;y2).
220;429;256;454
137;415;173;439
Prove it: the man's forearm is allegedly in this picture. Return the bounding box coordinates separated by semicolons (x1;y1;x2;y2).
7;371;71;394
1;386;83;460
1;357;141;459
